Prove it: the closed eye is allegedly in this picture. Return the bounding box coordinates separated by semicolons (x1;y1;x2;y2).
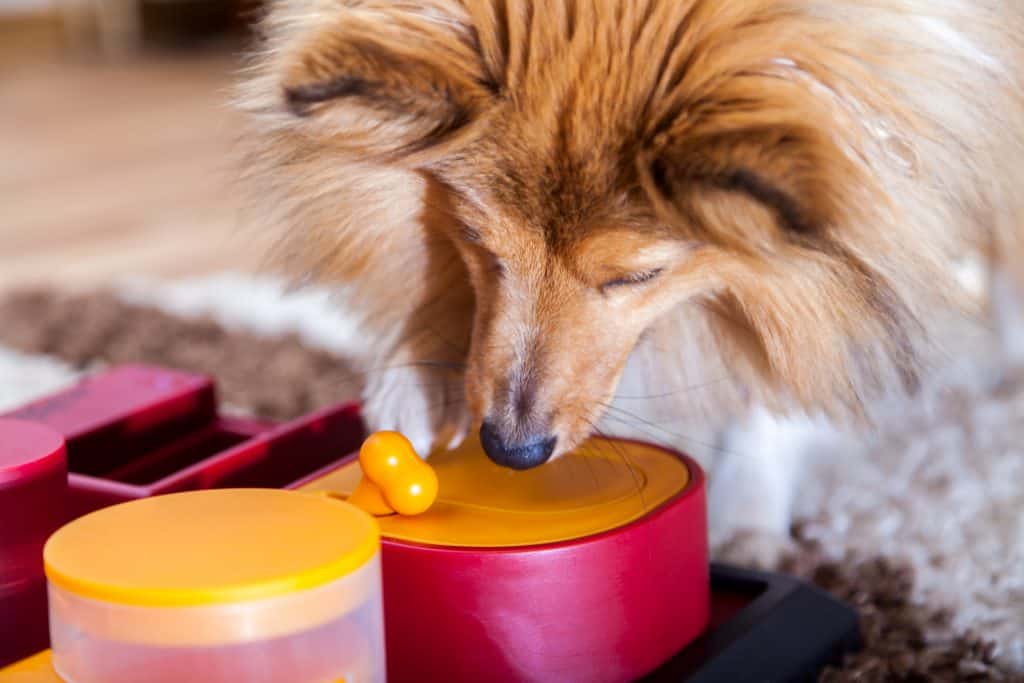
475;243;505;277
459;224;483;244
600;268;663;292
487;252;506;276
455;225;505;277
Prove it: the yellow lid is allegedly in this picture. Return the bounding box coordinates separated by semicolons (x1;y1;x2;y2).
43;489;379;607
0;651;61;682
0;652;351;683
300;436;690;547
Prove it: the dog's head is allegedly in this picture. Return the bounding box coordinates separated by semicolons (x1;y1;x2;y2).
247;0;959;467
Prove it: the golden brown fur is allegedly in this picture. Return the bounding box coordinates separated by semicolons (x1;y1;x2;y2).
239;0;1024;460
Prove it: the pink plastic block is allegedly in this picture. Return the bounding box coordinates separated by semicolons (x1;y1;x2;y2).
0;419;67;667
3;365;364;517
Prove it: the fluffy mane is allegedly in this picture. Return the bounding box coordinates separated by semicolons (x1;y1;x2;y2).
237;0;1024;453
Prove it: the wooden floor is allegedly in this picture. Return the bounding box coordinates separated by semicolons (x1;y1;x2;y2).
1;47;269;292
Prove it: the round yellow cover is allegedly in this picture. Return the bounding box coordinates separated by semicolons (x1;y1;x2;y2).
0;651;61;682
300;436;691;547
43;489;379;607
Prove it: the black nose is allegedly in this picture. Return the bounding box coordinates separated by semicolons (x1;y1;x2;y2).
479;420;557;470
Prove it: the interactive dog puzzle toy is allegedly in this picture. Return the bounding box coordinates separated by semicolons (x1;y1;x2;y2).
0;365;861;682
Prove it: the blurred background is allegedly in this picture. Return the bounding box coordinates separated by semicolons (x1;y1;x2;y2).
1;0;268;292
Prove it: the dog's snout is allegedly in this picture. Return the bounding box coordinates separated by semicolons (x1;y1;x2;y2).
479;420;556;470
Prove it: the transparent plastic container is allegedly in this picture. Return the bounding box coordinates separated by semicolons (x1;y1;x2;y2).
44;489;385;683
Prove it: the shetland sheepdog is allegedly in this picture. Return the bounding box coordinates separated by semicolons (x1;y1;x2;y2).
239;0;1024;561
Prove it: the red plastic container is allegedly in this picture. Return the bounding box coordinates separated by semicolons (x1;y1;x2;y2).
0;419;68;667
4;365;366;518
301;438;710;683
381;469;708;683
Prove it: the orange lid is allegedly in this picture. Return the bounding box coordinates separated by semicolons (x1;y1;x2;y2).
0;652;351;682
43;489;379;607
300;436;690;547
0;651;61;682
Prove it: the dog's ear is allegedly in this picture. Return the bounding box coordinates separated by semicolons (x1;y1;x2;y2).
639;118;863;249
637;106;920;412
278;5;495;158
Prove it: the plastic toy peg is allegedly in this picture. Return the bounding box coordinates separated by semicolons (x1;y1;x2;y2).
348;432;437;517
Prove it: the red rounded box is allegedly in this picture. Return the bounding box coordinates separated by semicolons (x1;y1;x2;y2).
302;443;709;683
0;419;68;667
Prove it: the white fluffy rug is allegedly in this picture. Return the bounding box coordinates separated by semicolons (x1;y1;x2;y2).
0;348;79;413
798;362;1024;669
2;272;1021;675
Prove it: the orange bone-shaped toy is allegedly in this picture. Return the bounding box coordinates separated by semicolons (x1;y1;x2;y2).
347;432;438;516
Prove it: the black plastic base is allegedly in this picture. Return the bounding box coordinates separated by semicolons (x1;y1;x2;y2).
646;564;861;682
